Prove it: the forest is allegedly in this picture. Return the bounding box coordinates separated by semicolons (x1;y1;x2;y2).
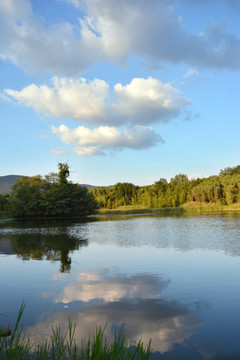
89;165;240;210
0;164;240;216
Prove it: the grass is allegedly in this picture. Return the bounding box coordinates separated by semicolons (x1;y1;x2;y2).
98;202;240;216
0;303;152;360
98;206;185;216
182;201;240;213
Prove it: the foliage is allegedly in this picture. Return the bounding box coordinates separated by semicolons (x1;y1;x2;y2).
90;183;139;209
58;162;70;184
7;163;240;213
0;303;152;360
90;165;240;210
219;165;240;176
10;164;99;218
0;193;10;212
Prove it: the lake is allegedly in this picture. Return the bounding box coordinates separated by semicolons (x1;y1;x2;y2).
0;213;240;359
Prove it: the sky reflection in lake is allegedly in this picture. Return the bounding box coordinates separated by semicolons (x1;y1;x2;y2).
27;297;201;354
0;214;240;359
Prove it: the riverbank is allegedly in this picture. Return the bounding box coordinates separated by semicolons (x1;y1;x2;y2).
1;202;240;220
98;202;240;215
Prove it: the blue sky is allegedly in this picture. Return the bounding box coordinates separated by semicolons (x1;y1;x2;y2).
1;0;239;186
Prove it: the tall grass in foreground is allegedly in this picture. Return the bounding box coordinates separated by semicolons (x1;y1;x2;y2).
0;303;152;360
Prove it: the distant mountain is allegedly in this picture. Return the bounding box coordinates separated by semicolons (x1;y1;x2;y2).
79;184;96;189
0;175;113;194
79;184;113;189
0;175;22;194
80;184;114;189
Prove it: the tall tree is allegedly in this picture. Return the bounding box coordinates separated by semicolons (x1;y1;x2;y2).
58;162;70;184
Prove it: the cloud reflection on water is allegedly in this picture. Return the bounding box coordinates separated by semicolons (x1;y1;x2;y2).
27;298;200;353
53;271;170;304
35;271;201;353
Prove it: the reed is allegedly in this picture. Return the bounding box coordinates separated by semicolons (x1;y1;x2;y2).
0;303;152;360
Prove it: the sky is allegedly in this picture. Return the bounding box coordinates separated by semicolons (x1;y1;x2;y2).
0;0;240;186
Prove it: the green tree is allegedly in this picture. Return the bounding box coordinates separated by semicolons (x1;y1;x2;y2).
169;174;189;207
10;164;99;218
83;165;240;210
58;162;70;184
114;182;138;206
219;165;240;176
0;193;10;212
10;176;47;217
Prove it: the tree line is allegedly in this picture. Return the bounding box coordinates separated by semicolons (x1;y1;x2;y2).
1;164;240;216
89;165;240;209
0;163;98;217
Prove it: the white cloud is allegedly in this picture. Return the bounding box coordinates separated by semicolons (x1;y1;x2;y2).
113;77;190;125
4;77;109;121
4;76;187;155
52;124;162;156
75;146;104;156
0;0;103;76
4;77;190;126
0;0;239;75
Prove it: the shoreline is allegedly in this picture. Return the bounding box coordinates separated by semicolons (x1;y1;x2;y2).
1;205;240;221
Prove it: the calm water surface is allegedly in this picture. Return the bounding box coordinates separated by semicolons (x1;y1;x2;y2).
0;213;240;359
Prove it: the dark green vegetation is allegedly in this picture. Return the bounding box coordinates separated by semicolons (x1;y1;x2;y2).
0;193;10;213
90;165;240;210
3;163;98;218
1;164;240;217
0;303;152;360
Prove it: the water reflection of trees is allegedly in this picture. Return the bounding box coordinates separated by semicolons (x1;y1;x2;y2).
4;231;87;273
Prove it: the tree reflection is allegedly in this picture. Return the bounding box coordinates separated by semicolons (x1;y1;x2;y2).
1;229;87;273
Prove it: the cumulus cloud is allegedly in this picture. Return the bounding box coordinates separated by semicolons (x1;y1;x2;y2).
0;0;102;76
0;0;239;75
4;77;190;126
4;77;109;121
52;124;162;156
75;146;104;156
4;76;188;155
